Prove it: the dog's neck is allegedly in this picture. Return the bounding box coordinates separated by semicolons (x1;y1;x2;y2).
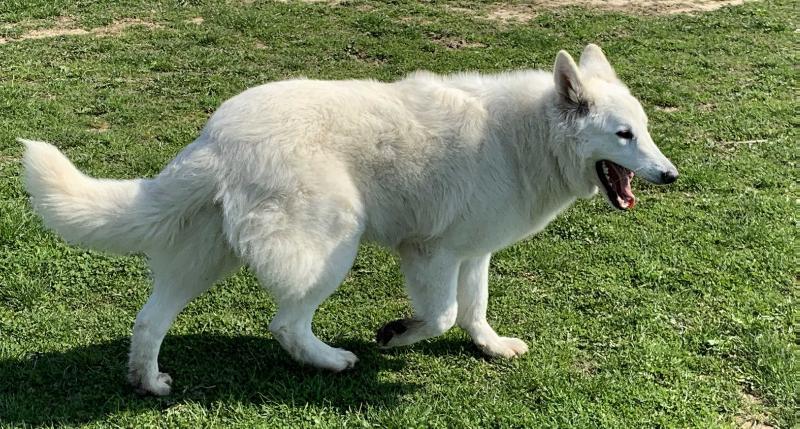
435;70;598;217
483;83;594;207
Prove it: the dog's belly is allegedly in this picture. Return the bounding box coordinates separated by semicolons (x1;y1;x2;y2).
358;188;576;258
441;201;573;256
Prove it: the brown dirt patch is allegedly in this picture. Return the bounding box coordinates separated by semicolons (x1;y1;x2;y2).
429;33;486;50
655;106;680;113
87;119;111;134
715;138;768;153
484;1;756;22
344;43;386;64
0;17;161;44
276;0;342;3
734;392;775;429
572;359;597;376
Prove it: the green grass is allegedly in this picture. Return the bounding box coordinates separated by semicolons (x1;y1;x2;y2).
0;0;797;427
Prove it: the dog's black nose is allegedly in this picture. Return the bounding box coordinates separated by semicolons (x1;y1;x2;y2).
661;169;679;184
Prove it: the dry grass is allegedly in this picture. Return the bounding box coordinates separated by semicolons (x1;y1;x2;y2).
478;1;756;23
0;17;161;44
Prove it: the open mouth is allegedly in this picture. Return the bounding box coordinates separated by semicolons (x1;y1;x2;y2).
596;160;636;210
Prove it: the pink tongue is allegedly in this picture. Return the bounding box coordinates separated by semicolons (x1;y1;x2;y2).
610;164;636;208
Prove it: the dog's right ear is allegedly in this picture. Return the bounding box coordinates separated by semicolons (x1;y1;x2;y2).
579;44;617;82
554;50;589;117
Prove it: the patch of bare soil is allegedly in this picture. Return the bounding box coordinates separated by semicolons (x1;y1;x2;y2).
484;0;756;22
344;43;386;64
0;17;161;44
734;391;775;429
276;0;342;4
87;119;111;133
428;33;486;50
654;106;680;112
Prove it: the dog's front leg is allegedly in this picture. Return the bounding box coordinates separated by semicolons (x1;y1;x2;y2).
456;254;528;358
376;246;460;348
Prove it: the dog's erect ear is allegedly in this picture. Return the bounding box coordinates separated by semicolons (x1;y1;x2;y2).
579;43;616;81
554;50;589;116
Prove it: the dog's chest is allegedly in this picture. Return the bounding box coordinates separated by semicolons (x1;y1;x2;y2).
442;195;576;256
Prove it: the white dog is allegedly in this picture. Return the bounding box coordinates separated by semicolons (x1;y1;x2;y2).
22;44;677;395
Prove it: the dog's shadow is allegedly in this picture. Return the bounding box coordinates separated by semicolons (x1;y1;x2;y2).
0;334;435;426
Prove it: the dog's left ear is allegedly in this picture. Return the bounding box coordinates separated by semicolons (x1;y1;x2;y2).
554;50;590;117
579;44;617;82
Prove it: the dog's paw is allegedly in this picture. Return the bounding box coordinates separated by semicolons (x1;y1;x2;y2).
307;347;358;372
129;369;173;396
376;319;410;347
327;348;359;372
477;336;529;359
376;318;425;348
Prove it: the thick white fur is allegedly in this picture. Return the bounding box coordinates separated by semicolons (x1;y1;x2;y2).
22;44;676;395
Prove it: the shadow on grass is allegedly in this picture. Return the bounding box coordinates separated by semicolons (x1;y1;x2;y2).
0;334;420;426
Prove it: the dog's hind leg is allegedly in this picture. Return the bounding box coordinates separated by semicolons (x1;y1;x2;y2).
223;187;365;371
242;227;362;371
456;254;528;358
263;234;361;371
128;208;240;395
376;245;460;348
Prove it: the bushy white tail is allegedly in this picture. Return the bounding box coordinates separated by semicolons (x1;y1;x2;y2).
21;138;214;254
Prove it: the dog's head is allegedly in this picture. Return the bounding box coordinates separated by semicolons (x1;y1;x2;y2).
553;44;678;210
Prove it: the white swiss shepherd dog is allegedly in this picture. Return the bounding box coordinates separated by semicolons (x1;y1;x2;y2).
22;44;678;395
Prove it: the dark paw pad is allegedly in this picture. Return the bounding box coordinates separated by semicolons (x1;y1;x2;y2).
376;319;410;346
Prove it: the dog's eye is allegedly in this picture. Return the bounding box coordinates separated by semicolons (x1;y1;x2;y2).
616;130;634;140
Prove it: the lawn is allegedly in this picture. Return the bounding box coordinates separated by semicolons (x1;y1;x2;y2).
0;0;797;427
